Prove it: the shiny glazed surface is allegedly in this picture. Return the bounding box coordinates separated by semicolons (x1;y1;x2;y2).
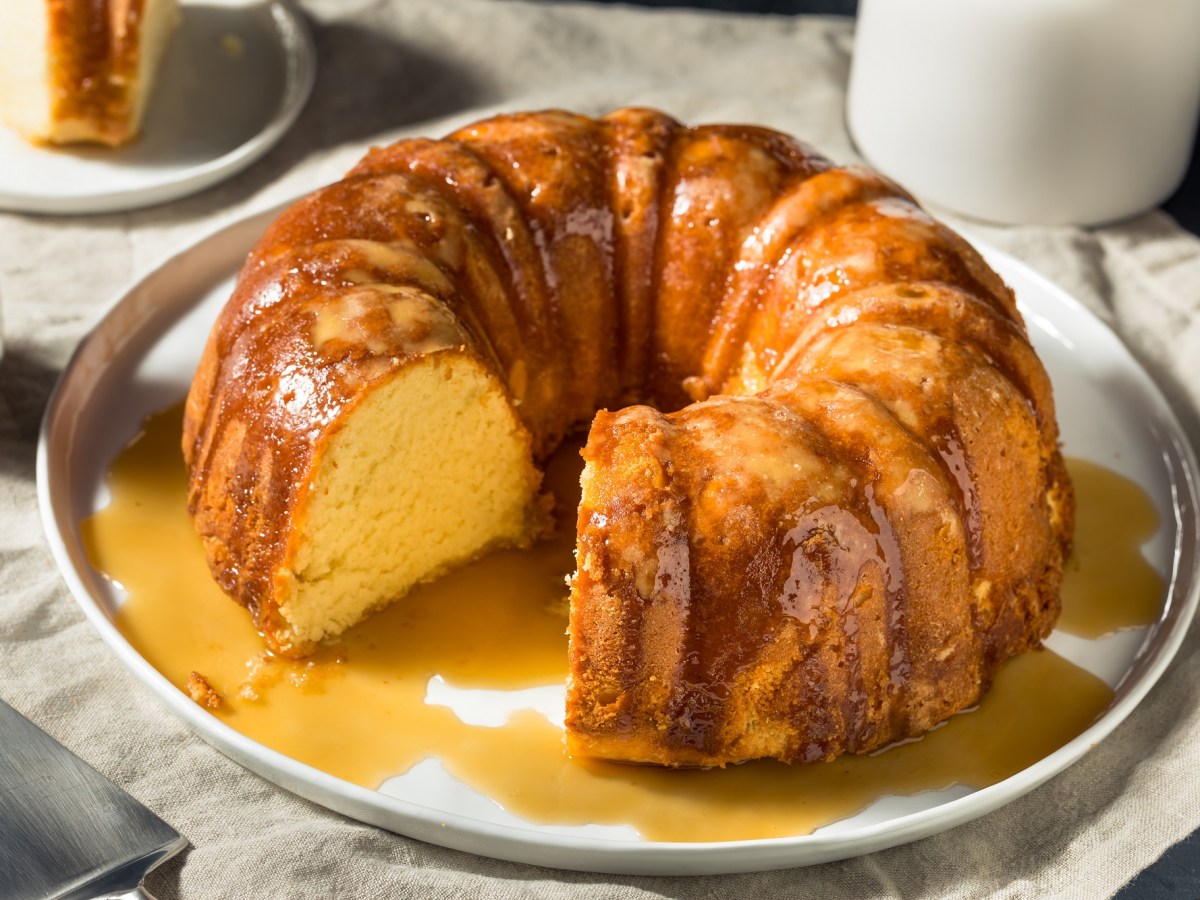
183;108;1072;766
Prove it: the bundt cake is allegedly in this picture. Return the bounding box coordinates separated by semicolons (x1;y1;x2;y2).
183;108;1073;767
0;0;179;146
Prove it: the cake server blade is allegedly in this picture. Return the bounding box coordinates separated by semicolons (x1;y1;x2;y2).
0;698;188;900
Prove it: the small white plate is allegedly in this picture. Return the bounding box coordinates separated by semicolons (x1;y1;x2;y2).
36;207;1200;874
0;0;315;215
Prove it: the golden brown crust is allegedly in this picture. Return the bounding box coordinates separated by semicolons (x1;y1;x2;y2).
603;108;677;402
185;108;1073;765
651;124;824;407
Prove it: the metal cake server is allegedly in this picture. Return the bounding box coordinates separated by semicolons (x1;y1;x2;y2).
0;698;188;900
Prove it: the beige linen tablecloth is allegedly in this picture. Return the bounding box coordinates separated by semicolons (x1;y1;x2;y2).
3;2;1199;896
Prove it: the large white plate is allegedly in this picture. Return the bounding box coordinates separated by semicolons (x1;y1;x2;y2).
37;206;1200;875
0;0;315;215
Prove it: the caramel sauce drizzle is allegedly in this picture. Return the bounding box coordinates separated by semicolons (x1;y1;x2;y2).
82;406;1155;842
1057;458;1164;638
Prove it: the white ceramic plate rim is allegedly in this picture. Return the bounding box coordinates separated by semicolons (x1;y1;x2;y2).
36;206;1200;875
0;0;315;215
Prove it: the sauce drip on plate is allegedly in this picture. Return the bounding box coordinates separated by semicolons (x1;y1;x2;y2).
1056;458;1164;638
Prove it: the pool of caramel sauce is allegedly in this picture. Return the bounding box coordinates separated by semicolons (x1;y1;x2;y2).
1056;458;1164;638
82;407;1158;842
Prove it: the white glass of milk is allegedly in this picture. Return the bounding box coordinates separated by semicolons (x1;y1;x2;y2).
847;0;1200;226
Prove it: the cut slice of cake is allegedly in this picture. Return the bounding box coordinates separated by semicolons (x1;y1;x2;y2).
266;351;551;655
0;0;180;147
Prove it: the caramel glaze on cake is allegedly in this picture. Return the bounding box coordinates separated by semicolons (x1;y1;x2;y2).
183;108;1073;768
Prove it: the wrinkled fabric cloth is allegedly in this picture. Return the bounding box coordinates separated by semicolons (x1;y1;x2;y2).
2;2;1198;898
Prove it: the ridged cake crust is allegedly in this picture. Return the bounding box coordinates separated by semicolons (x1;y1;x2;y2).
184;108;1072;766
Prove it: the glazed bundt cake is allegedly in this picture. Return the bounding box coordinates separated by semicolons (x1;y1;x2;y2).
183;108;1073;767
0;0;179;146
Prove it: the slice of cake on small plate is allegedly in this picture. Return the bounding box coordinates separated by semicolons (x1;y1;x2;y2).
0;0;180;147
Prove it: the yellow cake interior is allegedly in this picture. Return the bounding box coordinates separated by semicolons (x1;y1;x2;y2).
0;0;52;141
274;352;545;650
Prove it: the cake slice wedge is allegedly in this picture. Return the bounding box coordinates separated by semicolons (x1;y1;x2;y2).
0;0;179;147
